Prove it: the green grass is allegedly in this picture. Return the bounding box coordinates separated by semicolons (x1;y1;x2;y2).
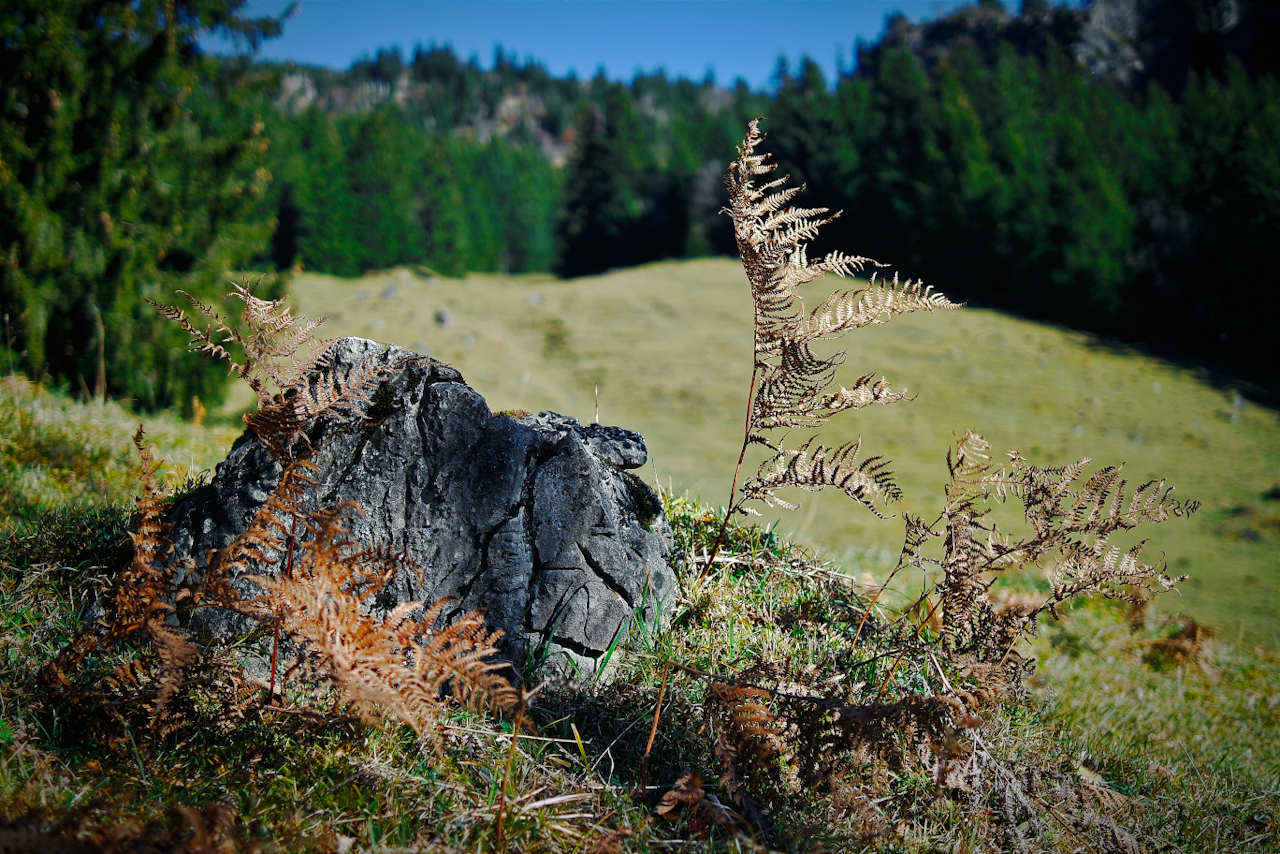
0;377;241;519
0;483;1275;851
256;259;1280;644
1032;602;1280;852
1;258;1276;850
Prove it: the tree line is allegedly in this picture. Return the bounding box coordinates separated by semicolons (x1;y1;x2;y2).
2;0;1276;411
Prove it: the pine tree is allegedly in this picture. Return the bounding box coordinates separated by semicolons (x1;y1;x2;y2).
274;108;360;276
418;137;473;277
553;82;644;278
344;107;427;272
0;0;282;409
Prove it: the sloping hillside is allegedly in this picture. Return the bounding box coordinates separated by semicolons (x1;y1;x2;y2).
239;259;1280;643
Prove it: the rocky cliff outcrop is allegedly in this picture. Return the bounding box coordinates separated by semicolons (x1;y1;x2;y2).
166;337;677;680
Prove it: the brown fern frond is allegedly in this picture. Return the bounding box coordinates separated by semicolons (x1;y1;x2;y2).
410;603;520;715
742;438;900;518
240;345;401;463
903;432;1197;667
705;682;787;835
243;399;311;461
243;503;515;752
43;429;208;724
146;602;201;724
205;460;319;598
227;277;331;394
150;274;332;409
147;291;258;393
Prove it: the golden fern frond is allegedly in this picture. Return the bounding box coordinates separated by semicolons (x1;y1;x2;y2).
1061;467;1199;535
244;504;515;752
752;341;843;430
742;438;900;517
801;272;953;339
204;460;319;605
753;344;910;431
818;372;911;416
409;604;519;716
901;512;943;567
702;119;958;574
1045;537;1182;613
946;431;994;484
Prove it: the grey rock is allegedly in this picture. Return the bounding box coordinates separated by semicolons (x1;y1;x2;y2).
166;337;676;680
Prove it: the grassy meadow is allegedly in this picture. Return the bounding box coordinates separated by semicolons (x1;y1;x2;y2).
249;258;1280;645
0;258;1277;850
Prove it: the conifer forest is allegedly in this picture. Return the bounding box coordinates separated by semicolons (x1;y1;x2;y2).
3;0;1278;409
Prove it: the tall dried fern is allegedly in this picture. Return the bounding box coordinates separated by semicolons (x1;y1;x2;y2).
671;121;1202;847
704;119;957;575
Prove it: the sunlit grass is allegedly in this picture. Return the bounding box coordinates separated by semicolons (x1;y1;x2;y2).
0;461;1274;850
1032;601;1280;851
0;377;241;519
269;258;1280;642
1;258;1275;850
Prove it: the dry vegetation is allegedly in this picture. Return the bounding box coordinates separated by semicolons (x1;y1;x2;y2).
0;122;1275;852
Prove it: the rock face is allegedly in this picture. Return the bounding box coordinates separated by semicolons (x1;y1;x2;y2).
167;338;677;679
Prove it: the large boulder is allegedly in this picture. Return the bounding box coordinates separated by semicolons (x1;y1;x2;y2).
166;338;677;680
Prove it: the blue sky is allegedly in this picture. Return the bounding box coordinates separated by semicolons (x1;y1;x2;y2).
203;1;1078;91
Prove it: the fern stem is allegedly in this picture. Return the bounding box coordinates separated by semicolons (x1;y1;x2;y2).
269;513;300;703
851;560;905;647
637;661;671;796
699;364;760;585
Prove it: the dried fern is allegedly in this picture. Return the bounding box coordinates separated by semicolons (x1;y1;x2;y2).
901;431;1200;672
243;502;517;753
704;119;957;574
44;427;200;727
147;275;399;462
149;277;518;742
146;275;330;408
44;276;520;752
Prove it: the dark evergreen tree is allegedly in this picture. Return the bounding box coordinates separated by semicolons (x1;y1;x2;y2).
553;84;644;278
344;108;427;271
0;0;282;409
418;137;472;277
289;109;360;275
